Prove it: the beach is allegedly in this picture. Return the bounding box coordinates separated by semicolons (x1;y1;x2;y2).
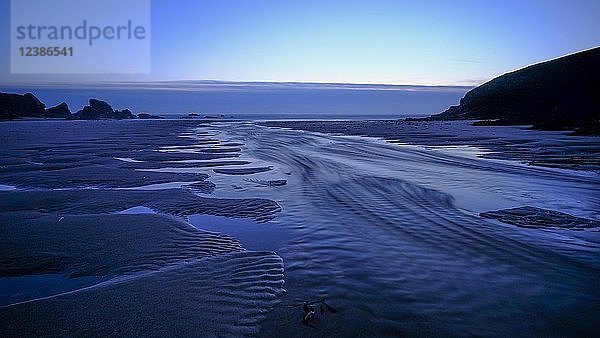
1;119;599;336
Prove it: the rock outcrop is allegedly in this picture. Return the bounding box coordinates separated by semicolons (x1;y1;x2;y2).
481;206;600;229
45;102;71;118
0;93;161;121
0;92;46;119
72;99;135;120
137;113;164;119
429;47;600;134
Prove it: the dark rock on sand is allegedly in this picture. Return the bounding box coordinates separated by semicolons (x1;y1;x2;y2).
481;206;600;229
249;179;287;187
137;113;164;119
264;179;287;186
45;102;71;118
0;92;46;119
429;47;600;134
72;99;135;120
214;167;273;175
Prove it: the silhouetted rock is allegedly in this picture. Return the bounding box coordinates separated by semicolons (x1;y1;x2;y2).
45;102;71;118
481;206;600;229
181;112;201;119
137;113;164;119
113;109;136;119
429;47;600;134
202;114;225;119
1;94;138;121
90;98;113;113
72;99;135;120
0;92;46;119
73;99;113;119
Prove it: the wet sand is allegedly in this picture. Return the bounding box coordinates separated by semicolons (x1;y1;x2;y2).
0;120;285;336
1;119;599;336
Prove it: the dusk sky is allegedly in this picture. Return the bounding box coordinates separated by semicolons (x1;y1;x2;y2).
1;0;599;86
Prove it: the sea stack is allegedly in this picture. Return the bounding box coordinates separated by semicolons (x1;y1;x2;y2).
72;99;135;120
45;102;72;118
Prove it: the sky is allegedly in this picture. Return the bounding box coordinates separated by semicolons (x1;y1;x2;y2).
1;0;599;86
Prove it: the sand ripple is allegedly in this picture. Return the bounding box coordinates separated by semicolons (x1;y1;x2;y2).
0;120;285;336
0;252;284;337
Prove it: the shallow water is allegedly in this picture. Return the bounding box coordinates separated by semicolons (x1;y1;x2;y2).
204;122;600;336
0;274;104;306
189;214;289;252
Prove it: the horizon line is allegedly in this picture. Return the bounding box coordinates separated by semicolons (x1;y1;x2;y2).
0;79;476;90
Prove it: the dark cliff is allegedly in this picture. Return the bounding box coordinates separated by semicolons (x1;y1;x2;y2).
430;47;600;134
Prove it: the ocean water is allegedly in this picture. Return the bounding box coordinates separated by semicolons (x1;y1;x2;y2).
0;120;598;336
1;82;469;118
